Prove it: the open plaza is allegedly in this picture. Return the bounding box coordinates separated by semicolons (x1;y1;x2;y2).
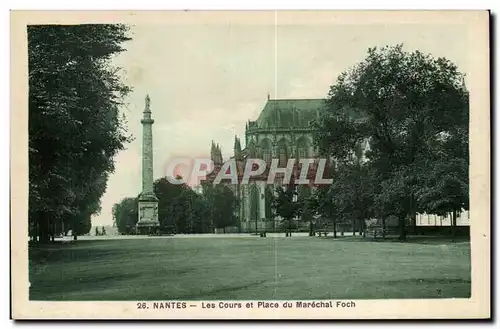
29;235;471;301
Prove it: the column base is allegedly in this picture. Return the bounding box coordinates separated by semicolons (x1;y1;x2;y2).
137;197;159;235
136;220;160;235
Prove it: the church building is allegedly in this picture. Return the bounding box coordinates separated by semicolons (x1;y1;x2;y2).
202;96;469;233
203;97;331;232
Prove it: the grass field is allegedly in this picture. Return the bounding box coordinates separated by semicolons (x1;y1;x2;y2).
29;236;471;300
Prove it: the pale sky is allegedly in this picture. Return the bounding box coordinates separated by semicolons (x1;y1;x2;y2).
93;21;469;226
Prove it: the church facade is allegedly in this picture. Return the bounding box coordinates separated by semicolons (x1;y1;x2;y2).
203;97;333;233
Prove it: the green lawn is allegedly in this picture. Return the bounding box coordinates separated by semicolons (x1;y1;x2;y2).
29;236;471;300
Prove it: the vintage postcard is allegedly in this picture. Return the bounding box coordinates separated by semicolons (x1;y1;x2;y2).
11;10;490;319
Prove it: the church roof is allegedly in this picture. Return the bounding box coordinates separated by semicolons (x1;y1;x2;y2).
256;99;325;129
254;98;367;129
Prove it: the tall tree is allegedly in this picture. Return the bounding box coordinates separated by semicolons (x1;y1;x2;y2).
330;158;375;237
28;25;132;243
417;158;469;237
315;44;469;240
172;188;212;234
205;185;239;233
191;192;212;233
311;184;338;238
153;177;186;232
417;110;469;238
264;186;275;221
112;197;138;234
273;180;300;237
297;185;315;236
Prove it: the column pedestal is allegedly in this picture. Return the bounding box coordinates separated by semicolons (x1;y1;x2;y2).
137;193;159;235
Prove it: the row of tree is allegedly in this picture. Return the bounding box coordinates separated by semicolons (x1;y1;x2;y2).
112;178;239;234
307;44;469;240
29;24;133;242
270;46;468;240
29;31;467;242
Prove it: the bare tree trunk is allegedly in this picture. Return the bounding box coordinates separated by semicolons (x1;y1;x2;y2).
451;210;457;241
409;194;416;234
382;217;386;239
352;219;356;236
50;218;56;242
333;219;337;239
29;218;36;242
39;212;50;244
35;220;39;243
410;213;416;234
398;216;407;241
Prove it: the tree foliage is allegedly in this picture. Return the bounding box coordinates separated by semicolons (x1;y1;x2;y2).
314;44;469;239
169;188;212;234
273;180;300;236
154;177;186;231
297;185;314;234
113;178;216;235
204;185;239;232
112;197;138;234
28;24;133;242
329;161;375;236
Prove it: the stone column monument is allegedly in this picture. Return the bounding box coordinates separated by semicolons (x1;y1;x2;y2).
136;94;160;235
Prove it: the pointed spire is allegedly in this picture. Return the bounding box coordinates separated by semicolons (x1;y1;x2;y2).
210;141;216;162
234;135;242;161
211;141;222;165
210;142;221;165
461;75;467;92
145;94;151;112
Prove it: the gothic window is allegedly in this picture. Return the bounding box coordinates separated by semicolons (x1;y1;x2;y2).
263;149;272;163
279;147;287;166
298;146;307;159
264;186;273;219
249;185;260;223
248;141;256;157
260;138;272;163
296;137;310;160
276;138;289;167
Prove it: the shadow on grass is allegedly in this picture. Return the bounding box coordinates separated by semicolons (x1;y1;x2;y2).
179;279;270;300
383;277;471;285
31;272;144;290
29;239;153;265
320;235;470;245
